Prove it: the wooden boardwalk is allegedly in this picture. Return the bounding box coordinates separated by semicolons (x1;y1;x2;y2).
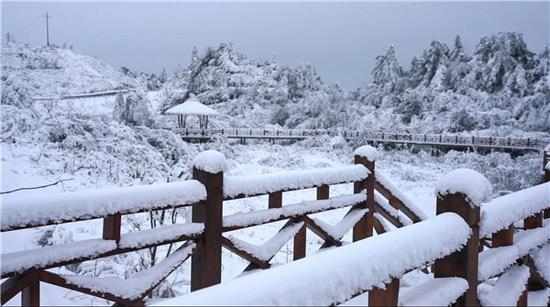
175;128;548;152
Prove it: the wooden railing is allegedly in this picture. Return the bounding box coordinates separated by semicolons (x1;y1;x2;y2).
2;147;549;306
175;128;548;151
0;146;423;306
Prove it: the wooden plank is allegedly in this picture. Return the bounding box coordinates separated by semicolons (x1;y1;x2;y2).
524;212;542;230
492;225;513;247
373;201;404;228
293;221;306;260
191;167;223;291
303;216;342;248
103;214;121;241
1;272;40;305
1;232;201;279
317;184;329;200
433;192;480;306
353;155;374;241
375;181;421;223
39;271;134;305
268;191;282;209
221;236;270;269
368;278;399;306
21;278;39;307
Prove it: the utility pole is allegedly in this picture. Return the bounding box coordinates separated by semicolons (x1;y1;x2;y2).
44;11;51;46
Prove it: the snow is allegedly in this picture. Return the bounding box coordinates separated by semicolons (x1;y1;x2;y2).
374;191;412;226
530;244;550;284
435;168;493;207
63;243;195;300
398;277;468;306
1;180;206;230
165;96;219;116
479;182;550;237
545;162;550;172
223;192;366;229
154;213;471;306
528;289;550;306
313;209;367;240
224;165;370;198
478;265;530;306
374;212;392;233
1;239;117;275
118;223;204;249
353;145;378;161
376;171;428;220
228;222;304;261
192;150;227;173
478;223;550;281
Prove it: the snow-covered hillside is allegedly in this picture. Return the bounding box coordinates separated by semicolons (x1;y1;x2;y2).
1;42;139;98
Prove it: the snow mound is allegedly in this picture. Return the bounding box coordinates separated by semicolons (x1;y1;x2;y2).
353;145;378;161
435;168;492;207
192;150;227;173
478;265;530;306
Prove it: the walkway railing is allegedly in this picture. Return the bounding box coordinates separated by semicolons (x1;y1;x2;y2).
1;147;549;306
175;128;548;151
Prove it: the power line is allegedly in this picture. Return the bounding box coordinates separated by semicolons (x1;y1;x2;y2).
44;11;51;46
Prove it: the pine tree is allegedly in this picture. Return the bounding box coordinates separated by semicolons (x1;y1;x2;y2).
371;45;403;94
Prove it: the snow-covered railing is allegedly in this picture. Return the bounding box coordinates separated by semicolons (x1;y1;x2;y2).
175;128;549;151
155;213;471;306
432;168;550;306
223;165;369;199
479;182;550;237
1;180;206;231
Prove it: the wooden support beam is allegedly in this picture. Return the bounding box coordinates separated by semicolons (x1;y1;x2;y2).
268;191;282;209
433;192;480;306
492;225;513;248
373;201;404;228
293;221;306;260
303;216;341;248
191;165;224;291
102;213;121;241
523;212;542;230
353;154;374;241
21;278;39;307
221;236;270;270
317;184;329;200
368;278;399;306
1;272;40;305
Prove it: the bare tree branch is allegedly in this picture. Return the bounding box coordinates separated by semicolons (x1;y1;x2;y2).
1;178;74;194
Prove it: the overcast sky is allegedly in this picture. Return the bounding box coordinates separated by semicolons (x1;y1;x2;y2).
2;1;549;89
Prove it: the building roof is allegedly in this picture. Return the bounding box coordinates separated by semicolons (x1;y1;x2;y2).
165;97;219;116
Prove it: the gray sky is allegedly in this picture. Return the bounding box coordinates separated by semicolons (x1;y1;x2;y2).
2;1;549;89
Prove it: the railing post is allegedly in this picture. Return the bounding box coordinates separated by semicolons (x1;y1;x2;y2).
368;278;399;306
268;191;282;209
102;214;121;241
434;169;490;306
353;146;376;241
191;150;225;291
21;277;40;307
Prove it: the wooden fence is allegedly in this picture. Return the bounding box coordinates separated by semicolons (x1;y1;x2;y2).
1;147;549;306
175;128;548;152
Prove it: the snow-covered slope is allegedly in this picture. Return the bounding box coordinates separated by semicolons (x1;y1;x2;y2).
1;42;138;98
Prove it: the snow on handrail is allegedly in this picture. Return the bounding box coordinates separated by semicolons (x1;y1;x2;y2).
154;213;471;306
398;277;468;306
478;265;530;307
375;171;429;221
223;193;366;230
479;182;550;237
1;239;118;275
478;223;550;281
1;180;206;231
223;165;370;199
61;243;195;301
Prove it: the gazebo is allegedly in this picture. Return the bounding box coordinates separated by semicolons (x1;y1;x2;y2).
166;96;219;129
